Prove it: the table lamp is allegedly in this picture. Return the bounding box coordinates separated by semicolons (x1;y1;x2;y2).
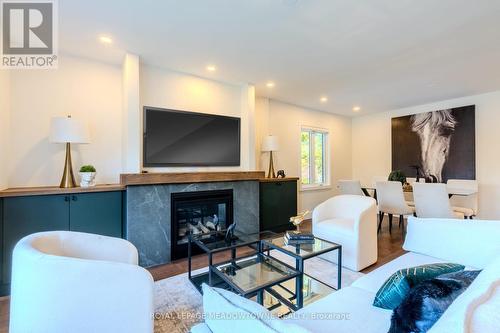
50;116;90;188
261;135;279;178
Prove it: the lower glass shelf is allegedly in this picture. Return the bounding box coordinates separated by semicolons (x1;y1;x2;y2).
189;259;335;315
260;274;336;316
189;272;229;292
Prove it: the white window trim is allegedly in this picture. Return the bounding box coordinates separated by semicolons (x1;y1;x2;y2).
299;126;331;192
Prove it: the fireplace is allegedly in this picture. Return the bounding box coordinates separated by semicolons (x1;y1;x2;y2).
171;189;233;260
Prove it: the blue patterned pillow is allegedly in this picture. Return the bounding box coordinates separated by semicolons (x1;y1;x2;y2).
373;263;465;310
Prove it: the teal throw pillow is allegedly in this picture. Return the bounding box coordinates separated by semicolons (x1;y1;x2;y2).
373;263;465;310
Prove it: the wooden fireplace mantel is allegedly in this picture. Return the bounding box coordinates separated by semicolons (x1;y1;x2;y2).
120;171;266;186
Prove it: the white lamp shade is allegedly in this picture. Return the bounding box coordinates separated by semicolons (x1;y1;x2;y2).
49;117;90;144
261;135;279;152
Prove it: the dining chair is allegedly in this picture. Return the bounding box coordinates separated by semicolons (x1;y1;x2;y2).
447;179;478;219
371;176;388;188
413;183;465;219
375;181;415;234
338;180;365;196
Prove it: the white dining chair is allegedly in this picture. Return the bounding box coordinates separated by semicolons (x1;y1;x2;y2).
447;179;478;219
413;183;465;219
371;176;388;188
375;181;415;234
338;180;365;196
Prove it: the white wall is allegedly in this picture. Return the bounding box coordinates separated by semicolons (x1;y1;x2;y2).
3;54;257;188
8;55;123;187
254;97;270;170
257;98;353;212
352;90;500;219
122;54;141;173
0;70;10;190
139;64;255;172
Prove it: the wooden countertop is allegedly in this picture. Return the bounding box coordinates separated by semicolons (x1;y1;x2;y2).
259;177;299;183
0;184;125;198
120;171;266;186
0;173;300;197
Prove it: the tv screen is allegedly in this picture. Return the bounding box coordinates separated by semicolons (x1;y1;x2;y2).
143;107;241;166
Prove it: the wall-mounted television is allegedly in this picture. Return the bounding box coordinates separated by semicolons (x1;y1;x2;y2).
143;107;241;167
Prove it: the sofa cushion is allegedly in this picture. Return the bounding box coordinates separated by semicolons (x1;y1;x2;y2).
202;284;310;333
352;252;446;294
403;217;500;269
389;270;480;333
373;263;465;309
286;286;392;333
428;256;500;333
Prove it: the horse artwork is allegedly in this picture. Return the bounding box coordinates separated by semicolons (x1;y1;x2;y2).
391;105;475;183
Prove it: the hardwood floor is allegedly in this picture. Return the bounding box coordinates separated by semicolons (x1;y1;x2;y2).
0;217;405;332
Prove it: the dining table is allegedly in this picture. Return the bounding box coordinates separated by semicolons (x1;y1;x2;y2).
361;184;477;200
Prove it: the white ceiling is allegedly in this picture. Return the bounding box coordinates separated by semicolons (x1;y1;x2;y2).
59;0;500;116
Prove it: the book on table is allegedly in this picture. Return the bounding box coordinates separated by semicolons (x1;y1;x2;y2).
284;237;315;246
285;230;314;240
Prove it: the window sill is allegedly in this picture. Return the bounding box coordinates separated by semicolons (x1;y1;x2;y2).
300;184;332;192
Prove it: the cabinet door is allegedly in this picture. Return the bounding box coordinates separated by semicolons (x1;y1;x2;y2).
2;195;69;284
69;191;122;238
260;181;298;232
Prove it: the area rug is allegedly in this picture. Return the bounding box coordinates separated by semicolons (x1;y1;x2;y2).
153;251;364;333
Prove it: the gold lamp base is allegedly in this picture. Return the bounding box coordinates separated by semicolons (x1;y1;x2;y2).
60;142;77;188
267;151;276;178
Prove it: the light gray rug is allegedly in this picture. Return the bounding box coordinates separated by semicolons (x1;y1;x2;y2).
153;251;364;333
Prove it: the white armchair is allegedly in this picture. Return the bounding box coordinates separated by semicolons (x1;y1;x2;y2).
9;231;154;333
312;195;378;272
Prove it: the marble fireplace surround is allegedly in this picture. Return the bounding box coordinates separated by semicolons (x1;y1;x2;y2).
123;172;264;267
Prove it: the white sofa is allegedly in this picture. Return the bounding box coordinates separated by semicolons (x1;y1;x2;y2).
192;217;500;333
9;231;155;333
312;194;378;271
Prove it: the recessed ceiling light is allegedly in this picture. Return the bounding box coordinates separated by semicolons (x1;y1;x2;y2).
99;35;113;44
320;96;328;103
266;82;275;88
352;106;361;112
206;65;216;72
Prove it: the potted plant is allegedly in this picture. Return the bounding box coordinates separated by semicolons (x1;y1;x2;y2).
79;165;96;187
388;170;406;184
388;170;412;191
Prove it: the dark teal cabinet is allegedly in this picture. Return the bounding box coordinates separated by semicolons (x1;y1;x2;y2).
0;191;123;295
2;195;69;287
259;179;298;232
69;192;122;238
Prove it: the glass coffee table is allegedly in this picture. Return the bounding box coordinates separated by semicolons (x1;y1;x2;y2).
261;236;342;309
212;253;301;304
189;231;341;313
187;230;277;292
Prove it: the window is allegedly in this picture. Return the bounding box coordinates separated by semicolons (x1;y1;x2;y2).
301;127;329;188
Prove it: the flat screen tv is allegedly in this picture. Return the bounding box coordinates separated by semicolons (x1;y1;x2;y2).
143;107;241;167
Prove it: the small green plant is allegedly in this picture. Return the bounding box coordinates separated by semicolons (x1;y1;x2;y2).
388;170;406;184
79;165;96;173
